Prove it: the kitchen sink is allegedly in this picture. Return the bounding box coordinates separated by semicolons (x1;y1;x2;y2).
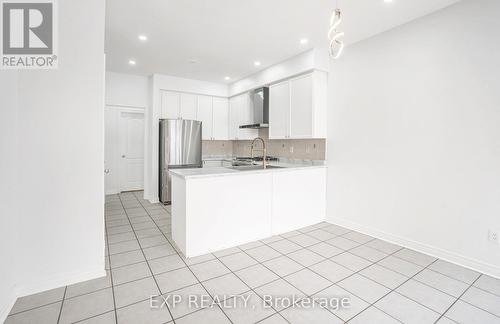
227;165;285;171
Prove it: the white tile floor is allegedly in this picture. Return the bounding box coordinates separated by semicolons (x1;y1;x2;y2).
4;191;500;324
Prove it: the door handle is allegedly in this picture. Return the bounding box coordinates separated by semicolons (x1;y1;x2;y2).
104;169;110;174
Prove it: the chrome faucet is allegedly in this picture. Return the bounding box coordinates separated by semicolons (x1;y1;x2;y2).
251;137;267;169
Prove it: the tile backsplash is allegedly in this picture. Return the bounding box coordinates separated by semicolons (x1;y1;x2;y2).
202;140;233;157
203;129;326;160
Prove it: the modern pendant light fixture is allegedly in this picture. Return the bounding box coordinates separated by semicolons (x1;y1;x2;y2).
328;2;345;59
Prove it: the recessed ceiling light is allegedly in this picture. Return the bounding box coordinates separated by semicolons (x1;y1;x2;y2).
138;34;148;41
300;38;309;45
384;0;393;3
254;61;261;67
128;59;136;65
224;76;231;81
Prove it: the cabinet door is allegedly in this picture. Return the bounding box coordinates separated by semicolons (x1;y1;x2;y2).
228;96;240;140
290;75;313;138
269;81;290;139
203;160;222;167
237;93;258;140
179;93;198;120
197;95;213;140
212;97;229;140
161;91;180;119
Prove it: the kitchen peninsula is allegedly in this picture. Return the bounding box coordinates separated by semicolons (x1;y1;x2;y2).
170;164;327;257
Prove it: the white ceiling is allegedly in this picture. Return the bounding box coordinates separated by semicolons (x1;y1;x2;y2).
105;0;460;83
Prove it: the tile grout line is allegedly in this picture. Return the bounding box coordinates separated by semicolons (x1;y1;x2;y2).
7;196;476;324
147;201;237;324
433;275;481;324
209;248;292;324
254;231;445;322
134;194;234;324
117;193;177;324
55;286;67;324
236;237;359;322
105;198;120;324
112;193;499;324
346;258;441;324
138;199;418;322
434;274;500;323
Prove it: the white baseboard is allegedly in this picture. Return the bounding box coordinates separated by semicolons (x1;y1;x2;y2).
15;266;106;298
1;266;105;323
327;217;500;279
0;286;17;324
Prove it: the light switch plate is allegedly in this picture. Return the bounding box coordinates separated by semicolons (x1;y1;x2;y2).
488;229;500;245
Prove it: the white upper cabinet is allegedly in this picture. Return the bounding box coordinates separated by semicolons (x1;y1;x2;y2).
161;91;181;119
269;81;290;139
228;96;240;140
290;74;313;138
160;91;228;141
196;96;229;140
197;95;213;140
160;91;198;120
212;97;229;140
229;93;258;140
179;93;198;120
268;71;327;139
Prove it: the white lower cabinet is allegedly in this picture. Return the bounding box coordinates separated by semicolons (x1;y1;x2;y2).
171;166;327;257
203;160;222;167
272;168;326;233
203;159;232;168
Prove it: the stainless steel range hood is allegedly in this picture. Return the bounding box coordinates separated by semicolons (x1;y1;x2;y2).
239;87;269;129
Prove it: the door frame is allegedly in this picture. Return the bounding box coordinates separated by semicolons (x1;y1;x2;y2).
105;105;145;194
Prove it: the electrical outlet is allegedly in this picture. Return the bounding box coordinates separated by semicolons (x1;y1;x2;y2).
289;146;294;153
489;229;500;244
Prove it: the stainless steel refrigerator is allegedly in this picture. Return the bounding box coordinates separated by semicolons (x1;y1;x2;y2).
159;119;202;204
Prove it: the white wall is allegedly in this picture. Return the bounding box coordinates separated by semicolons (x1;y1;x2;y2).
327;0;500;277
144;74;228;202
105;72;148;194
0;71;19;321
105;71;149;108
8;0;106;301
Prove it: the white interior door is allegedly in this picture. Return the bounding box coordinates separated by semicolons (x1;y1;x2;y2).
105;108;119;194
119;111;145;192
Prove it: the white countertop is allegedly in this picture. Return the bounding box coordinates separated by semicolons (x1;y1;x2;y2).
170;162;326;179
